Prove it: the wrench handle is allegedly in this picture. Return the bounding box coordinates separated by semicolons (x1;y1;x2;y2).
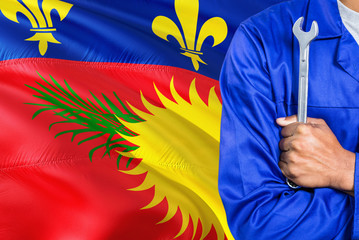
287;45;310;189
287;17;318;189
297;45;309;123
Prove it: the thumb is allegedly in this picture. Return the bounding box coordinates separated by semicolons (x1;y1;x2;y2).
276;115;298;127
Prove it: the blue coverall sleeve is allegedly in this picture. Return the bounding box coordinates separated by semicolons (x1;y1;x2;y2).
218;26;354;239
354;153;359;238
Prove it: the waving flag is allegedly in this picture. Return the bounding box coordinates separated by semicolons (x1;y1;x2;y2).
0;0;282;239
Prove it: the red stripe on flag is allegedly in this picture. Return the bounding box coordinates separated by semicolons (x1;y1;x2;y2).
0;58;222;240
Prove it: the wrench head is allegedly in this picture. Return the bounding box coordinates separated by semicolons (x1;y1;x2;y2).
292;17;319;45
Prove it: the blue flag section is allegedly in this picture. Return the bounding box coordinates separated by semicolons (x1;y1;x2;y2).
0;0;282;79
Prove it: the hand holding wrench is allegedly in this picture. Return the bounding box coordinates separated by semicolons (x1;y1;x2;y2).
286;17;319;189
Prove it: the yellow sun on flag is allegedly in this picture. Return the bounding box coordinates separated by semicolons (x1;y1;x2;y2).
116;77;233;240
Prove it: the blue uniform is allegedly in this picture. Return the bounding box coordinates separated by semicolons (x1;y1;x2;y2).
219;0;359;239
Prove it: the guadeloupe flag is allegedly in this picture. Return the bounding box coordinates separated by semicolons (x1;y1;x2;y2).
0;0;282;239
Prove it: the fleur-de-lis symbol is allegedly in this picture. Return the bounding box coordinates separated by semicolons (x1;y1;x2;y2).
152;0;227;71
0;0;73;56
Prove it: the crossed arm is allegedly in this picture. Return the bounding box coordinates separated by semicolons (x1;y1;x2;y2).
219;25;357;239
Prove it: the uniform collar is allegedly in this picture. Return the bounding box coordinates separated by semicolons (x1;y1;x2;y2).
304;0;343;39
337;28;359;81
303;0;359;80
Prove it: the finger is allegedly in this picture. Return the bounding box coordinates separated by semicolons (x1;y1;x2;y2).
306;117;326;125
279;138;292;152
276;115;298;127
279;151;290;163
280;122;302;138
278;161;289;177
279;160;298;180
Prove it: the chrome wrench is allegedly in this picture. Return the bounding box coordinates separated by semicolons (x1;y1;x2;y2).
286;17;319;189
293;17;319;123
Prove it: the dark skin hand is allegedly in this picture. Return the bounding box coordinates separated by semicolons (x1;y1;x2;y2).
277;115;355;196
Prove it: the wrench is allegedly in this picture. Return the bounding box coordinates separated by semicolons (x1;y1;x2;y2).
286;17;319;189
293;17;319;123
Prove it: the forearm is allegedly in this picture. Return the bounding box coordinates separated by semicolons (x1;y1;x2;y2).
331;150;355;196
341;152;359;197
